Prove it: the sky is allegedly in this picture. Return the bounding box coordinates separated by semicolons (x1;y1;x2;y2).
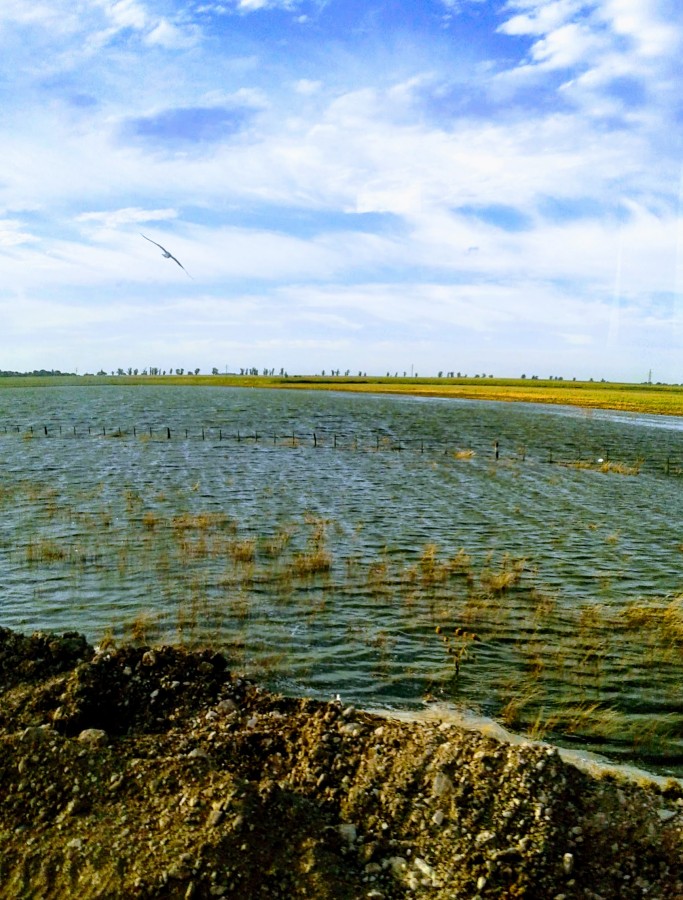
1;0;682;382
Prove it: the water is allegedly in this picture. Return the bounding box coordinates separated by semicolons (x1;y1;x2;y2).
0;385;681;774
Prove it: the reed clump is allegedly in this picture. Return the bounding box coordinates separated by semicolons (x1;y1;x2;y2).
290;545;332;577
435;625;480;679
25;539;67;563
228;538;257;564
172;512;232;532
479;554;527;594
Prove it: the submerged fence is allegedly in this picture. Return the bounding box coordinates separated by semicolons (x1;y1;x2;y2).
1;421;681;477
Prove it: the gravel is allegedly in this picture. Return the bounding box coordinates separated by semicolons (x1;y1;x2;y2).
0;627;681;899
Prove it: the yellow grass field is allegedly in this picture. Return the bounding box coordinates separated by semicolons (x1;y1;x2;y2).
0;375;683;416
3;374;681;417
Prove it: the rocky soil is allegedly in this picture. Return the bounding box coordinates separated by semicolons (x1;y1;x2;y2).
0;627;681;899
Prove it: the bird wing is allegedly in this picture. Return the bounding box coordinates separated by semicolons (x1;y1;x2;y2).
140;233;168;253
141;233;192;278
168;254;193;278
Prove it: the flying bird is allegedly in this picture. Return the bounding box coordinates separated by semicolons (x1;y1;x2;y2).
140;233;192;278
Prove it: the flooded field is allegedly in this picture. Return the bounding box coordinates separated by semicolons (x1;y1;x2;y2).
0;384;681;774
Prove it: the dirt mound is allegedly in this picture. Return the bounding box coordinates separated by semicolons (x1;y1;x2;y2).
0;629;681;898
0;628;92;690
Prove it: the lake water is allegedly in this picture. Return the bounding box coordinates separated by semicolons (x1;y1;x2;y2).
0;384;681;775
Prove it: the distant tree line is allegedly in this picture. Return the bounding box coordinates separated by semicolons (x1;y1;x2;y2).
0;369;76;377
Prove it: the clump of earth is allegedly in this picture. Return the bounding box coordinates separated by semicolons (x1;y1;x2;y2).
0;626;681;899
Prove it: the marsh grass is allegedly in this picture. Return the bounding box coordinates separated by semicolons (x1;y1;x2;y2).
228;538;257;564
25;538;67;563
479;554;527;594
125;611;161;645
7;469;683;768
562;459;643;476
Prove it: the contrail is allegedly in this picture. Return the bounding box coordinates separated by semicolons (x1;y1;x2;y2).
141;233;192;278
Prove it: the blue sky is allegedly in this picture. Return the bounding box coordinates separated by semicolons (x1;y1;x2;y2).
1;0;682;381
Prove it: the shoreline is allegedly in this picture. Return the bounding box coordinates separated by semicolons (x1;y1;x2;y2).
1;628;681;898
1;374;683;418
372;704;683;794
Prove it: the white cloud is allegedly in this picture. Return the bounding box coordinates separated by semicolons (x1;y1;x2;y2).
145;19;200;48
100;0;148;31
77;207;179;229
294;79;322;95
234;0;299;10
0;219;37;247
499;0;681;80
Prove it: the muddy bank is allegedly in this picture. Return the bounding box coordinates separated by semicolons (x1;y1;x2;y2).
0;628;681;899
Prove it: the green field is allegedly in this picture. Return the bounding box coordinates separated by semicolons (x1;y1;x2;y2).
2;374;683;417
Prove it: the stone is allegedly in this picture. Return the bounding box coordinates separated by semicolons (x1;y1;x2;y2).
340;722;363;736
658;809;678;823
386;856;408;876
20;726;51;744
432;771;453;797
78;728;108;747
414;857;437;881
207;809;224;828
338;823;357;846
188;748;210;759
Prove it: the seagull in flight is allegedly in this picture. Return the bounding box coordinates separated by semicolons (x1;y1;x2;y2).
141;233;192;278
